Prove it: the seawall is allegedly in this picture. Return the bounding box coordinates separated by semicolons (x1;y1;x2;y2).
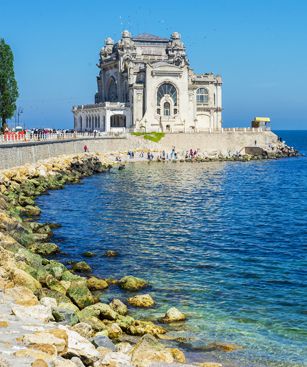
159;130;278;154
0;131;280;170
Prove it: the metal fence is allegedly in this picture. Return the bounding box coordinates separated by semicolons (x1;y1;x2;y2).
0;131;127;144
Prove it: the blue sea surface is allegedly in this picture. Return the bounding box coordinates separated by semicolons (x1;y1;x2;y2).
37;130;307;367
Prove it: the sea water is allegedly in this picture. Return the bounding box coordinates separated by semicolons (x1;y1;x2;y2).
37;131;307;367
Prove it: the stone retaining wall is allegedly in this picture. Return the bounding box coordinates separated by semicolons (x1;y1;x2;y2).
0;131;279;170
159;130;278;155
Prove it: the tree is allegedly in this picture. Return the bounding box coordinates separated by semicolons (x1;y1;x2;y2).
0;39;19;132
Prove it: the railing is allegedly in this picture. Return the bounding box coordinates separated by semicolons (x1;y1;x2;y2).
0;131;129;145
148;127;271;134
0;127;271;145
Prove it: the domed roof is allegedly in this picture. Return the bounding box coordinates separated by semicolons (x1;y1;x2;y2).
122;30;131;38
171;32;181;40
105;37;114;45
133;33;169;42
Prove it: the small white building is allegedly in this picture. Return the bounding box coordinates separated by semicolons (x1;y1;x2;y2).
72;31;222;133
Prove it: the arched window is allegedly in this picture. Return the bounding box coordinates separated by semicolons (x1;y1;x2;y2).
196;88;209;105
157;83;177;106
108;77;118;102
164;102;170;116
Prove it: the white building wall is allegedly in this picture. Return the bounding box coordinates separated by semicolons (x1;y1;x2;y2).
139;63;190;132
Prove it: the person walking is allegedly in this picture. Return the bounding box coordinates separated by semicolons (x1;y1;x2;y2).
84;145;89;153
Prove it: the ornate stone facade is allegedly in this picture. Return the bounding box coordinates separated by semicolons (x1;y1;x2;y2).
72;31;222;133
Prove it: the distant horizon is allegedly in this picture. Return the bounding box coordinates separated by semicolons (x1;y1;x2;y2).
1;0;307;130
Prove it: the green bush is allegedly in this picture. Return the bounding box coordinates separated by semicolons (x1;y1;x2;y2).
131;132;165;143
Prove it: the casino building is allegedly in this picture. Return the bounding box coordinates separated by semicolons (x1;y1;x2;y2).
72;31;222;133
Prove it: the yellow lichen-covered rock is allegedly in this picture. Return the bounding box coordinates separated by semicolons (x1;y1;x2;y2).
128;320;166;336
105;322;123;339
14;348;54;361
129;334;174;367
71;322;95;339
22;329;68;354
4;285;39;306
0;212;20;234
52;358;78;367
118;275;148;291
12;268;41;291
127;294;155;308
29;343;58;356
169;348;186;363
86;276;109;290
0;231;23;252
0;321;9;328
77;316;106;332
48;329;69;354
31;359;49;367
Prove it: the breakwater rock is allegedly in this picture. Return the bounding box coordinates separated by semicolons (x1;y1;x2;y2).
0;153;225;367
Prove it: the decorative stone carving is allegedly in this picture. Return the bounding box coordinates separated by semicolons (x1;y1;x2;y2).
99;37;114;63
166;32;189;67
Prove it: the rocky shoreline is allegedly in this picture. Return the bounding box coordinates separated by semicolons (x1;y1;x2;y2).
0;148;300;367
0;153;228;367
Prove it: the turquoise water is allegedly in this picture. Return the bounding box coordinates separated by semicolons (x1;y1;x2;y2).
37;131;307;367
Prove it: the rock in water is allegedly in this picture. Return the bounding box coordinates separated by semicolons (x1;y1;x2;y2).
72;261;92;272
161;307;186;323
105;250;119;257
118;275;148;291
129;334;174;367
86;276;108;290
128;294;155;308
203;342;243;352
82;251;95;257
28;242;60;255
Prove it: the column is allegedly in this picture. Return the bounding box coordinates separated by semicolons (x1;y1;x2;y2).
105;110;111;132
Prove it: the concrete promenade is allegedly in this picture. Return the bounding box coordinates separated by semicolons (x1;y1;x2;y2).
0;130;279;170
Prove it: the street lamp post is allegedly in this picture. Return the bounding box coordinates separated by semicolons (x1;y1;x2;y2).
17;107;23;129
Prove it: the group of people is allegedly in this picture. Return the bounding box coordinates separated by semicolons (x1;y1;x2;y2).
185;148;198;159
84;146;201;162
159;147;177;160
127;150;135;159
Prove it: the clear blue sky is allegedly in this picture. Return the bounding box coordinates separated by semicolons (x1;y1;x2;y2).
1;0;307;129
